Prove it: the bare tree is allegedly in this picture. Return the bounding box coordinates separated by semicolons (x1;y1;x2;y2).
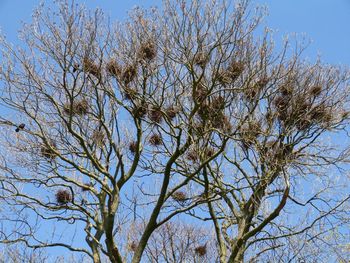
0;245;90;263
0;0;349;262
0;245;48;263
121;221;218;262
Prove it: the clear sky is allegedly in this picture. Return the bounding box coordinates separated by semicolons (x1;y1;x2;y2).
0;0;349;260
0;0;350;65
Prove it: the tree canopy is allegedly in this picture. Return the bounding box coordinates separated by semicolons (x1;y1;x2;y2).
0;0;349;262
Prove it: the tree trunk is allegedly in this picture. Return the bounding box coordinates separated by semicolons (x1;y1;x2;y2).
92;245;101;263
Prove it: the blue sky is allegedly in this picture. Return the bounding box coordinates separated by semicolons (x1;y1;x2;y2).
0;0;349;260
256;0;350;64
0;0;350;65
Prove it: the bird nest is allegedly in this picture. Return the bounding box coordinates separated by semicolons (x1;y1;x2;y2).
138;41;157;61
128;241;137;252
83;57;100;78
132;104;148;118
148;107;163;123
244;77;268;101
106;60;121;78
55;189;72;205
129;141;138;154
149;133;162;146
193;51;209;68
165;106;179;120
121;65;137;85
172;191;187;202
194;245;207;257
123;88;138;101
41;141;57;159
239;121;261;146
309;85;322;97
186;149;199;162
92;130;105;146
218;60;244;84
193;82;208;103
63;99;89;116
204;147;215;158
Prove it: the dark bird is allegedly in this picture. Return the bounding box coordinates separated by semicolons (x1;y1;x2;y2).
15;123;25;132
72;63;79;73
